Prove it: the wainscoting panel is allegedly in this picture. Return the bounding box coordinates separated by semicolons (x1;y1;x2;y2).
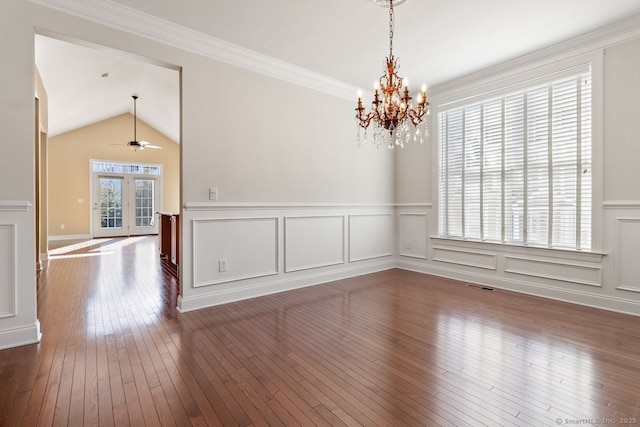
615;218;640;292
504;255;602;287
432;245;497;270
0;224;16;318
284;215;344;272
349;213;394;262
180;204;396;312
193;217;279;287
0;201;41;350
398;213;428;259
176;202;640;318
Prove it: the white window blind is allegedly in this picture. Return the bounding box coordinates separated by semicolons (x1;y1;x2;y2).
438;68;592;250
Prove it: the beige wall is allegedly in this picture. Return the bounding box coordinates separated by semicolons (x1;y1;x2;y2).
48;114;180;236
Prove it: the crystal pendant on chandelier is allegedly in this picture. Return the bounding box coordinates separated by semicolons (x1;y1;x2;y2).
355;0;430;149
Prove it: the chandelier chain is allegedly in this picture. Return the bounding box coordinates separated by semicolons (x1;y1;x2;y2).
388;0;394;57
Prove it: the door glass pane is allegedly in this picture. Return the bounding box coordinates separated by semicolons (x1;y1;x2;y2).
100;178;123;229
135;179;155;227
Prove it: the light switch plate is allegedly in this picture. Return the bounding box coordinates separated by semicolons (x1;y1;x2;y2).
209;187;218;201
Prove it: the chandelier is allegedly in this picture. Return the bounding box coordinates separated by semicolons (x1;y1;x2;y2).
356;0;430;148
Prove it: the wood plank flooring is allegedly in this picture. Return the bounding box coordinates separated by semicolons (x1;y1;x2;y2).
1;236;639;426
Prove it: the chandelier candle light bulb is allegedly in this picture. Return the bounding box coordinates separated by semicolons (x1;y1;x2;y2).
355;0;430;149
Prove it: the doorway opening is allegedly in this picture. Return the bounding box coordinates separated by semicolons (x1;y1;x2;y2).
34;32;182;306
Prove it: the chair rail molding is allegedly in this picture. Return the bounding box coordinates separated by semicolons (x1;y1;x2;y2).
0;201;32;212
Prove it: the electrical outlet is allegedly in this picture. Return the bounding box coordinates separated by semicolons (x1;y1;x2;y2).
406;240;412;250
209;187;218;201
218;259;227;272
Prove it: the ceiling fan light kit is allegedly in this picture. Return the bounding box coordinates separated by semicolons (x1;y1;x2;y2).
356;0;430;149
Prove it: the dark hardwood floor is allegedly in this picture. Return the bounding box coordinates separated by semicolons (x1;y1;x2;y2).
0;236;639;426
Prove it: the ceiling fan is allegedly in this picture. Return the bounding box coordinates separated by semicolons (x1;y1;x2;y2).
126;95;162;151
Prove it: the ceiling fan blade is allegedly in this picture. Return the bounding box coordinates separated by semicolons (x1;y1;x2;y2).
139;140;162;149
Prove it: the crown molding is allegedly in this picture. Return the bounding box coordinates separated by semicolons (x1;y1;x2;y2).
430;13;640;99
28;0;359;101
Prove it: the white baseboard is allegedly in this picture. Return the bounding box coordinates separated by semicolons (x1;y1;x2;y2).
48;234;92;242
178;260;395;312
398;259;640;317
0;320;41;350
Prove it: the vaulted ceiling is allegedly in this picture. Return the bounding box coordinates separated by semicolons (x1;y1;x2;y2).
35;0;640;142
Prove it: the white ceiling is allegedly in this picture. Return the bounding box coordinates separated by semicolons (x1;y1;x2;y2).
35;0;640;140
35;35;180;141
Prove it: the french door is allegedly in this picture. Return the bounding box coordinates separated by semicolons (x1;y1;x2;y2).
93;175;159;237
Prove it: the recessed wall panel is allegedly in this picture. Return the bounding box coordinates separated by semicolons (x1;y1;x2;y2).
432;246;497;270
399;213;428;259
284;216;344;272
349;214;393;262
0;225;16;318
193;217;278;287
616;218;640;291
505;255;601;287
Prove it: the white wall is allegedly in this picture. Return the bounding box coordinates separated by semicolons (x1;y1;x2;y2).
0;1;40;349
394;36;640;316
0;0;395;349
2;0;639;350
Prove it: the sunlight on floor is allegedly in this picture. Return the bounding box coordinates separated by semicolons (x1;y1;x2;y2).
49;236;151;259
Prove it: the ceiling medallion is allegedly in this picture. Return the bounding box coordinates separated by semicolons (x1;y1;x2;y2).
356;0;429;148
370;0;408;7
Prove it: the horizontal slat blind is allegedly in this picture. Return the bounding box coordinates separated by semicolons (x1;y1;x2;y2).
438;68;592;250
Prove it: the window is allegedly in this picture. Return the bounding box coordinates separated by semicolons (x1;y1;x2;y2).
92;160;161;176
438;65;593;250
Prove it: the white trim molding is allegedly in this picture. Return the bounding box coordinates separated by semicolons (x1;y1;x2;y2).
348;213;394;262
179;205;397;313
29;0;359;100
430;14;640;98
398;259;640;317
0;201;32;212
0;224;17;319
432;245;497;271
504;255;602;287
398;212;429;260
284;215;345;273
184;202;397;211
192;217;279;287
48;234;92;242
0;321;42;351
603;201;640;209
615;218;640;292
178;259;395;312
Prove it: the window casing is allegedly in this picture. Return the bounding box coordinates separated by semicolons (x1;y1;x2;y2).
437;63;594;251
